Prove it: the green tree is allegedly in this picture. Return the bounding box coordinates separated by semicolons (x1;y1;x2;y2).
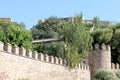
91;28;113;45
32;17;63;39
0;21;33;49
33;43;45;53
43;42;65;58
61;14;92;66
93;16;101;27
90;23;120;64
20;22;26;28
32;14;92;67
110;29;120;63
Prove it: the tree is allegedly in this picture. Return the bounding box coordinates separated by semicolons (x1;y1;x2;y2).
0;21;33;49
20;22;26;28
32;17;63;39
93;16;101;27
61;14;92;66
43;42;65;58
33;43;45;53
110;29;120;63
90;23;120;64
91;28;113;45
31;14;92;67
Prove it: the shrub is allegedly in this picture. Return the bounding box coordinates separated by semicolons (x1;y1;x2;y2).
94;69;113;80
116;71;120;78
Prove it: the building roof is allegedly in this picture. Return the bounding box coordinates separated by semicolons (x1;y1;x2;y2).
0;18;12;22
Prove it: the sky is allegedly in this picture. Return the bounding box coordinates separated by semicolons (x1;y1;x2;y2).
0;0;120;29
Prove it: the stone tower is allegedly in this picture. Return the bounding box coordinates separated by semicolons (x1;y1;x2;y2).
89;44;111;80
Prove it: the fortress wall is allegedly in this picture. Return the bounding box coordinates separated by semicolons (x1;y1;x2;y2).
89;44;111;80
110;63;120;78
111;63;120;70
0;41;90;80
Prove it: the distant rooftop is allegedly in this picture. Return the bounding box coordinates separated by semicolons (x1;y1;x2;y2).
0;18;12;22
62;17;113;26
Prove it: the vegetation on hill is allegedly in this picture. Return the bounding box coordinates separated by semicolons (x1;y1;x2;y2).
1;13;120;67
0;21;33;49
32;14;120;65
31;17;63;39
60;15;92;66
32;14;92;67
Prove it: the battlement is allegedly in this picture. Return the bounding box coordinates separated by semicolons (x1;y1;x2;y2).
0;41;89;70
90;44;110;51
76;64;89;70
111;63;120;69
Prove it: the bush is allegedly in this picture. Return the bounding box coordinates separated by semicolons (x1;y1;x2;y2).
116;71;120;78
94;69;113;80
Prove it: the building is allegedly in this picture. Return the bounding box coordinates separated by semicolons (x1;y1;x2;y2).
62;17;113;26
0;18;12;22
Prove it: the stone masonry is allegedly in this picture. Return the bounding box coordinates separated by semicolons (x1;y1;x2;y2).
0;41;120;80
89;44;111;80
0;41;90;80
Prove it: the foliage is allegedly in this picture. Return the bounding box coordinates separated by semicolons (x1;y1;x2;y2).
31;14;120;66
116;71;120;79
0;21;33;49
92;16;101;27
84;23;93;31
33;42;65;58
64;44;81;67
91;22;120;63
94;69;116;80
91;28;113;45
111;29;120;63
43;42;65;58
32;17;63;39
61;14;92;66
31;14;92;67
33;43;45;53
94;69;120;80
19;22;26;28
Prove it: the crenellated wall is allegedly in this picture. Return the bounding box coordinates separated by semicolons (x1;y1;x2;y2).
89;44;111;80
1;41;120;80
0;41;90;80
111;63;120;78
111;63;120;70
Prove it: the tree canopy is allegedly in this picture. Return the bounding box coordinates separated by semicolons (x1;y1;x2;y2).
0;21;33;49
32;14;92;67
61;15;92;66
32;17;63;39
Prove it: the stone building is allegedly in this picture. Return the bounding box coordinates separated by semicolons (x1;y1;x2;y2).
0;18;12;22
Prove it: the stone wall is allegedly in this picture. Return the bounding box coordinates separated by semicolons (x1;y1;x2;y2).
89;44;111;80
0;41;90;80
111;63;120;78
